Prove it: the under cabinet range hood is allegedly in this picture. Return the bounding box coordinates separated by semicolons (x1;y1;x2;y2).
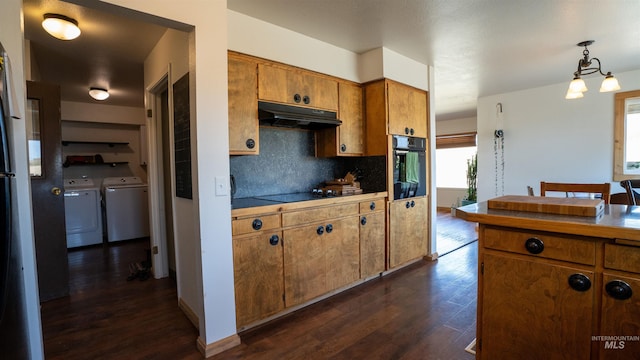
258;101;342;129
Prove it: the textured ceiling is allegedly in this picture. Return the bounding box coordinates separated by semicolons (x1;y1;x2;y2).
21;0;640;120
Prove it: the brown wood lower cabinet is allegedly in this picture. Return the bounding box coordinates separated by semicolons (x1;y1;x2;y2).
283;216;360;307
482;252;593;359
389;197;428;268
231;194;389;329
232;230;284;327
473;223;640;360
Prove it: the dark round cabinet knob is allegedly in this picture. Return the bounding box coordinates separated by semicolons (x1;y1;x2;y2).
246;138;256;149
316;225;324;235
369;202;376;211
568;273;592;292
404;127;410;134
406;201;411;208
325;224;333;233
294;93;302;103
252;219;263;231
524;237;544;254
410;200;415;208
340;144;347;153
269;234;279;246
605;280;633;300
360;217;367;226
410;128;415;135
303;95;310;104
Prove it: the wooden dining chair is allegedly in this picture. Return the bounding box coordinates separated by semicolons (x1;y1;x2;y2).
539;182;611;204
621;180;640;205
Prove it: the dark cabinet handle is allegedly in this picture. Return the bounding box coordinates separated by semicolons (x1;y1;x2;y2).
360;217;367;226
568;273;592;292
316;225;324;235
405;127;410;134
605;280;633;300
410;200;415;208
294;93;301;103
410;128;415;135
303;95;310;104
325;224;333;233
369;202;376;211
406;201;411;209
340;144;347;153
246;138;255;149
524;237;544;254
269;234;279;246
252;219;263;231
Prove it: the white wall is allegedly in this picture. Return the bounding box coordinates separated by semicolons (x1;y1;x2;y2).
2;1;44;358
104;0;237;353
477;69;640;202
61;101;145;125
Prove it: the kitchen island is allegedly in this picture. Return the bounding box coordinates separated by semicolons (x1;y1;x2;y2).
456;198;640;359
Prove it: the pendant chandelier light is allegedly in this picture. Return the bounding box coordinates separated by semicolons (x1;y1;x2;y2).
565;40;620;99
42;13;81;40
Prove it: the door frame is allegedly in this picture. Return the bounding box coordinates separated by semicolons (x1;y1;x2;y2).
146;66;178;284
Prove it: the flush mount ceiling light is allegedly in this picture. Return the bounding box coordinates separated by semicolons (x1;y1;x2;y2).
89;87;109;101
566;40;621;99
42;13;81;40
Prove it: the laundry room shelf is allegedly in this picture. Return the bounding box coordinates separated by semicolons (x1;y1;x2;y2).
62;140;129;147
63;161;129;168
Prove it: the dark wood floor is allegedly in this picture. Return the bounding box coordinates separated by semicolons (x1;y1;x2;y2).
41;218;477;359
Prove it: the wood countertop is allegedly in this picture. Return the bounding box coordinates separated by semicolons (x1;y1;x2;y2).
231;191;388;218
455;199;640;242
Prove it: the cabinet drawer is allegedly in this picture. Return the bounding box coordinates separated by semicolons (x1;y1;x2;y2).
232;214;281;236
359;199;384;214
283;203;358;227
484;227;596;265
604;243;640;274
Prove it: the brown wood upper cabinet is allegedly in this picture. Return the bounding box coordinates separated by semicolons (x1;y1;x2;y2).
316;82;364;157
228;54;259;155
364;79;428;156
258;63;339;111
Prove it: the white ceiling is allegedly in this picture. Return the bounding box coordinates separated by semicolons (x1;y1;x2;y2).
22;0;640;120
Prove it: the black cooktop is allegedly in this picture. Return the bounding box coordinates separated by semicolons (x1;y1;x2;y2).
231;192;337;210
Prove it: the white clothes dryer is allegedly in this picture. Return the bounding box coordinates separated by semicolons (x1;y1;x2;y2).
102;177;150;242
64;178;103;248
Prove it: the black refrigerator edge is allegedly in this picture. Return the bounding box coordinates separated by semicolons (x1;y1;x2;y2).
0;41;30;358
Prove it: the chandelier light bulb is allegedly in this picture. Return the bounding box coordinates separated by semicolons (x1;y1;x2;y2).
599;73;621;92
569;76;588;93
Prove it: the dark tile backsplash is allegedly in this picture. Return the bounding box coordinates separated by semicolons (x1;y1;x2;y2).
229;127;386;198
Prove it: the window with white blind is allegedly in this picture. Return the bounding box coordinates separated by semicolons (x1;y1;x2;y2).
614;90;640;180
435;132;477;188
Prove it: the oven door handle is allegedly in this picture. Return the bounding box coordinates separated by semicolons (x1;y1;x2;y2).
394;149;409;155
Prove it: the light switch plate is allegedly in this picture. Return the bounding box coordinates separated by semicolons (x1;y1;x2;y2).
215;176;227;196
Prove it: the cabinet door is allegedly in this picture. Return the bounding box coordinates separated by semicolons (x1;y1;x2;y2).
599;273;640;359
283;222;328;307
258;63;338;111
233;231;284;328
325;216;360;292
360;211;386;277
228;56;259;154
283;217;359;307
337;82;364;155
481;253;593;360
387;81;428;138
389;197;428;268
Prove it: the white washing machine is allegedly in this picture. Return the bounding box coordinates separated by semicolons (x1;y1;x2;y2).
102;177;150;242
64;178;103;248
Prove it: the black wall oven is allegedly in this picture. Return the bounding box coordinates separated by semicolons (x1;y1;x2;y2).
392;135;426;200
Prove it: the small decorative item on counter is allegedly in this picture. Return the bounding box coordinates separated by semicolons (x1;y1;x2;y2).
322;171;363;196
